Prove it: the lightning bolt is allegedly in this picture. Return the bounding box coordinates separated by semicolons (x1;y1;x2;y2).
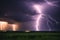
32;4;43;31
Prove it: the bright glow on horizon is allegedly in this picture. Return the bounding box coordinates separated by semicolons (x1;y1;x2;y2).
0;21;8;31
12;24;18;31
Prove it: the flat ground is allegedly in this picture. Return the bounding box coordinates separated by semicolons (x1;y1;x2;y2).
0;32;60;40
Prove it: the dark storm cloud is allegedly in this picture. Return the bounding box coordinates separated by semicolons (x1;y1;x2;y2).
0;0;36;22
0;0;60;31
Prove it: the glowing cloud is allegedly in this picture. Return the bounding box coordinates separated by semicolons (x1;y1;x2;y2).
32;4;43;13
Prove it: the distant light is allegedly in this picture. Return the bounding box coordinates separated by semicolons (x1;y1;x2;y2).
0;21;8;31
25;30;30;32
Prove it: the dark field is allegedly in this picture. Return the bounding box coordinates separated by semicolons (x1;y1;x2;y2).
0;32;60;40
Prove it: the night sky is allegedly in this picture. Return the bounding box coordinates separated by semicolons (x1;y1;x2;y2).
0;0;60;31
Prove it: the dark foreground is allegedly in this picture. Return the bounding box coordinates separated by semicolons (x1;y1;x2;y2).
0;31;60;40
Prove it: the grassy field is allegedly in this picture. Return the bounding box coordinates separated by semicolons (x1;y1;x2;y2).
0;32;60;40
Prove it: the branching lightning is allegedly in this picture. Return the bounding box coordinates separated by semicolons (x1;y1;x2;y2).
45;0;58;7
32;2;58;31
26;0;59;31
